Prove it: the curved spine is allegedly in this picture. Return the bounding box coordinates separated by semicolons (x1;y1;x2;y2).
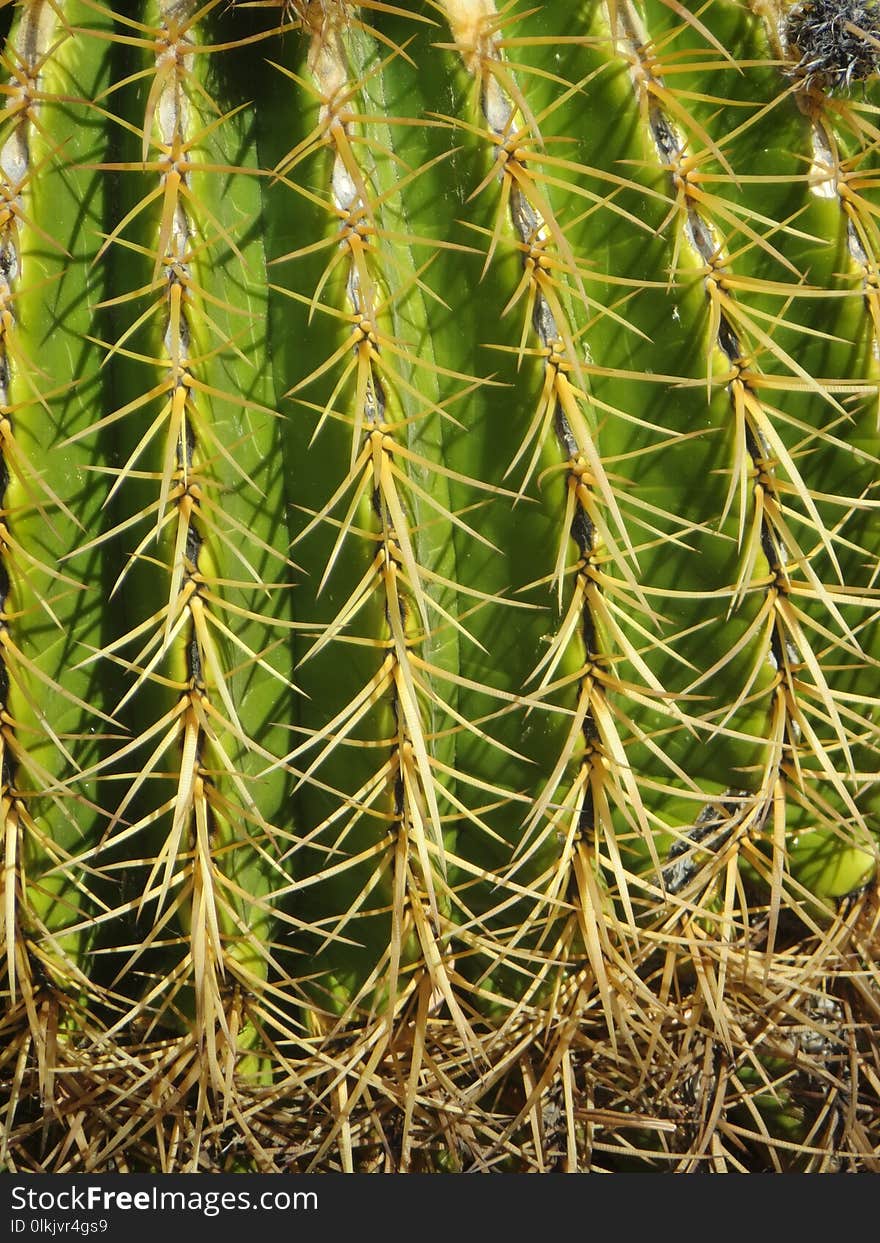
0;0;111;1117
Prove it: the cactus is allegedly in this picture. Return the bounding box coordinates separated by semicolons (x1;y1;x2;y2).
0;0;878;1172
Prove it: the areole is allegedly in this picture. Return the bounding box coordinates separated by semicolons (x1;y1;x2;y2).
0;0;877;1172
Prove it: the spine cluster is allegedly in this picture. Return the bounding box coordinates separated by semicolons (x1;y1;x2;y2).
0;0;877;1175
617;0;876;933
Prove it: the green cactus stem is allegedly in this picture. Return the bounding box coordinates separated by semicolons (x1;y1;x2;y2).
0;0;877;1173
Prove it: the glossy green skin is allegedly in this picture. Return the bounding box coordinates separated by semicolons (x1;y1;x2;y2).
85;2;292;1039
255;16;592;1010
249;0;878;1021
0;0;877;1072
3;1;112;984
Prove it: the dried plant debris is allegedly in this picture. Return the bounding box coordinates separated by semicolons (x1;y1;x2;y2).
0;0;878;1174
785;0;880;89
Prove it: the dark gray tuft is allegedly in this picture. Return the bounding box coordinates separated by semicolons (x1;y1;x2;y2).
785;0;880;90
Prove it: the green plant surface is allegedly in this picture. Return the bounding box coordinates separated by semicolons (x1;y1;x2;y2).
0;0;112;1063
0;0;878;1173
77;0;296;1080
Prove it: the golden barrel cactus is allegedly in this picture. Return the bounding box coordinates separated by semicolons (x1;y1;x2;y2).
0;0;878;1172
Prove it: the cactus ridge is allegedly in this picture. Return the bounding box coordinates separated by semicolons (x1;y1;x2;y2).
0;0;878;1172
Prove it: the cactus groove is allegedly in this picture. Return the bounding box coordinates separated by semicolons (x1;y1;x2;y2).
0;0;878;1172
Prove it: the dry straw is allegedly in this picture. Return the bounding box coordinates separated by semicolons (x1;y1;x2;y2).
0;0;878;1172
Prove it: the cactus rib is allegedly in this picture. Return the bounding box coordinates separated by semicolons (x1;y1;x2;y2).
0;0;877;1173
